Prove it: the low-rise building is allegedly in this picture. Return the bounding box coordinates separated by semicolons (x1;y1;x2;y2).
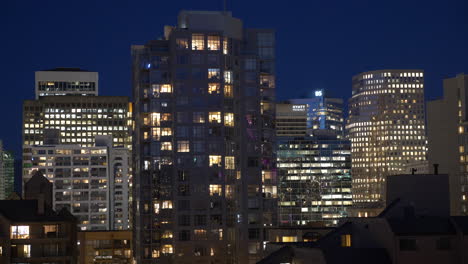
0;199;78;264
77;230;132;264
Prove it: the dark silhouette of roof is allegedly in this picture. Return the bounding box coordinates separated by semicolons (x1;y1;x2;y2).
0;200;75;222
451;216;468;235
387;216;456;236
257;246;294;264
322;248;391;264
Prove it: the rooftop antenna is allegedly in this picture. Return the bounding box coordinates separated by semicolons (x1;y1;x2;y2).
223;0;227;13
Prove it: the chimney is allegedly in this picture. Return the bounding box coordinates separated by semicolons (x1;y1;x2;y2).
37;194;45;215
433;164;439;175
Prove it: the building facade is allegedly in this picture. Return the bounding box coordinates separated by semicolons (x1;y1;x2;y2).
0;199;78;264
77;230;132;264
0;141;15;200
23;136;130;231
347;70;427;216
35;68;98;99
289;90;345;138
132;10;276;264
23;95;131;148
428;74;468;215
277;137;352;226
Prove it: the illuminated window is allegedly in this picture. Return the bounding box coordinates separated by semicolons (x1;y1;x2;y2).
178;141;190;152
209;155;222;167
208;69;220;80
176;38;189;49
341;234;352;247
162;244;173;254
209;184;222;196
161;142;172;151
151;127;161;140
192;34;204;50
162;200;173;209
193;112;205;123
224;85;233;98
160;84;172;93
207;36;220;50
224;71;233;84
208;83;220;94
11;226;30;239
282;236;297;242
43;225;58;237
152;249;160;258
224;113;234;127
161;127;172;136
162;231;173;238
161;113;172;121
150;113;160;126
209;112;221;123
223;37;228;54
225;156;235;170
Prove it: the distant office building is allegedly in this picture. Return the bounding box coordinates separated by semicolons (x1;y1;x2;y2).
347;70;427;217
0;199;78;264
132;10;276;264
260;173;468;264
35;68;98;99
428;74;468;215
23;136;130;231
77;230;132;264
23;96;131;148
0;141;14;200
289;90;345;138
277;136;352;226
276;103;308;137
276;95;351;227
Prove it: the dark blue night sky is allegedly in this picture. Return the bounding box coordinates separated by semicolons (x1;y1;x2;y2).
2;0;467;157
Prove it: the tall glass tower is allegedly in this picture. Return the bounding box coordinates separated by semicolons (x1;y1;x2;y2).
0;140;14;200
132;11;276;264
347;70;427;217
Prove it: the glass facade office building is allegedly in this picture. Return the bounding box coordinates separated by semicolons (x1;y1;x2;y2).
347;70;427;216
132;11;276;264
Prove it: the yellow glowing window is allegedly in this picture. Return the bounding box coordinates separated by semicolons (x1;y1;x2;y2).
225;156;235;170
209;184;222;196
192;34;204;50
224;85;233;98
151;127;160;140
150;113;160;126
460;146;465;153
161;113;172;121
223;37;228;54
177;141;190;152
282;236;297;242
160;84;172;93
162;231;173;239
207;36;220;50
161;142;172;151
152;249;160;258
224;113;234;127
161;128;172;136
209;155;222;167
341;234;352;247
460;126;464;134
209;112;221;123
11;226;30;239
162;200;173;209
162;244;173;254
224;71;233;84
208;83;220;94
